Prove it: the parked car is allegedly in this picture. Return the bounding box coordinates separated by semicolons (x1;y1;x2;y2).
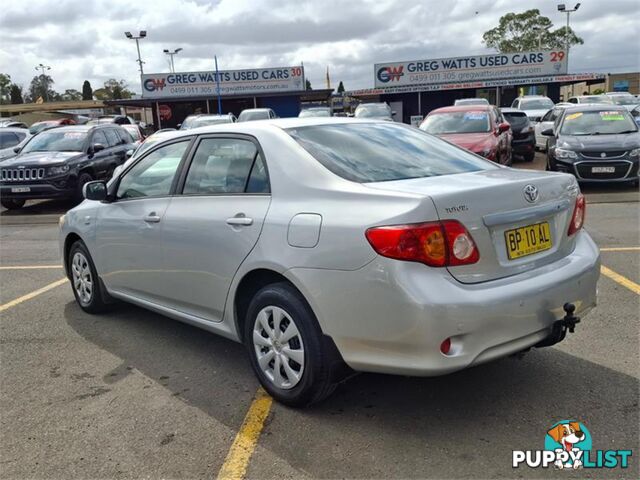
60;118;599;406
500;108;535;162
298;107;332;118
631;106;640;127
0;120;28;129
121;124;146;147
87;115;136;125
29;118;76;135
604;93;639;111
238;108;277;122
511;95;555;123
535;103;573;151
179;113;236;129
354;102;394;121
112;129;182;181
0;128;31;161
567;95;613;105
454;98;490;106
0;124;135;209
420;105;512;165
542;105;639;185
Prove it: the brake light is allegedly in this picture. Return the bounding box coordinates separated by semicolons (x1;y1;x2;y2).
568;194;586;236
365;220;479;267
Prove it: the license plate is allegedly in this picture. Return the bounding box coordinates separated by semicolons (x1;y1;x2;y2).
11;187;30;193
592;166;615;173
505;222;552;260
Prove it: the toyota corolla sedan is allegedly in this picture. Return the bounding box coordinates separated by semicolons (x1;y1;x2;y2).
60;119;600;406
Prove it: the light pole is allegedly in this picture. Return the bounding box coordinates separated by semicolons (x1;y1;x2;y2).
124;31;147;75
163;48;183;73
557;3;580;70
35;63;51;101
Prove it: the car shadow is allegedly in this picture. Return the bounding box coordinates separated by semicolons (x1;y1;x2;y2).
0;198;76;216
64;300;639;478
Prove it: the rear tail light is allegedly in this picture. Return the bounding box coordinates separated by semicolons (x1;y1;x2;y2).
440;338;452;355
567;194;586;236
365;220;479;267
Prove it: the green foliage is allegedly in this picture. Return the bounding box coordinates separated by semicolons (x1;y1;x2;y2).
0;73;11;104
82;80;93;100
337;81;345;93
26;74;59;102
592;88;605;95
482;9;583;52
62;89;83;101
94;79;134;100
9;84;23;104
305;79;312;91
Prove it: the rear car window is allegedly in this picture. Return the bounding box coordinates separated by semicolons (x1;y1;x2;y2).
503;112;529;129
286;123;495;183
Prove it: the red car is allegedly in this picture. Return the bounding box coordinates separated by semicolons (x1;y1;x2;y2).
419;105;512;165
29;118;76;135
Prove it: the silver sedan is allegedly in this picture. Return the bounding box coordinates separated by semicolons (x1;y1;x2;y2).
59;118;600;406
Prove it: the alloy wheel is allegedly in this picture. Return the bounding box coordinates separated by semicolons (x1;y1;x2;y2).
71;252;93;304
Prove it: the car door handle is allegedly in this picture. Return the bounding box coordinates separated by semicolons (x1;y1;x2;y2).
226;215;253;226
143;213;161;223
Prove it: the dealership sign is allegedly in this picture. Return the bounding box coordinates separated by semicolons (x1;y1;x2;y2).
141;66;305;98
375;51;568;88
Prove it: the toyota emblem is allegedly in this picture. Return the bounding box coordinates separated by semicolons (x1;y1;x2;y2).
523;184;539;203
600;152;606;158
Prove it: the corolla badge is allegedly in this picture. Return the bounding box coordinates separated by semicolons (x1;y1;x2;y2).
523;184;539;203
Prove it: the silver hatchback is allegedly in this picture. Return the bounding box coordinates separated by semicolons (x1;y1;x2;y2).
60;119;600;406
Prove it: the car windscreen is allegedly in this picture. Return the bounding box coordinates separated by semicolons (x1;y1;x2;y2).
239;111;269;121
610;96;638;105
286;123;494;183
520;99;554;110
21;130;87;153
560;110;638;135
580;96;612;104
28;122;55;135
502;112;529;130
420;111;490;134
191;117;232;127
455;99;488;105
299;109;331;117
354;105;391;118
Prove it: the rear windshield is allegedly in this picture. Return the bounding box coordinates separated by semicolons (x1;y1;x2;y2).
520;98;554;109
286;123;494;183
503;112;529;129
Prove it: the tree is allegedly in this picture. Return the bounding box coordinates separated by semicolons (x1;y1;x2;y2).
0;73;11;104
61;89;82;101
26;74;58;102
9;84;23;104
82;80;93;100
305;79;312;91
93;79;134;100
482;9;583;52
337;81;345;94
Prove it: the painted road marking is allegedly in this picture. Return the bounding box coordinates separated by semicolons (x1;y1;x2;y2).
0;278;67;313
600;247;640;252
601;266;640;295
217;388;273;480
0;265;61;270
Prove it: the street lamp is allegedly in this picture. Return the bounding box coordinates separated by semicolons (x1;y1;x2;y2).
557;3;580;70
35;63;51;101
163;48;183;73
124;30;147;75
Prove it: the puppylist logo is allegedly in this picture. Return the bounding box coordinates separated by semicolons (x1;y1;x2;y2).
143;78;166;92
376;65;404;83
513;420;632;470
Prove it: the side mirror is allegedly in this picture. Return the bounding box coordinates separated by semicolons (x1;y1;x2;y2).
93;143;105;153
498;122;511;133
176;123;182;129
391;111;397;115
83;180;108;201
13;146;21;154
542;128;555;136
125;149;134;159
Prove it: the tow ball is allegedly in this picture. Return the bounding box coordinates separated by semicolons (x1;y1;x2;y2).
535;303;581;348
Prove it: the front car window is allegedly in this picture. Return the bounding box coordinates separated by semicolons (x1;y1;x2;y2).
21;130;87;153
183;138;268;194
421;110;490;134
116;140;190;199
560;110;638;136
0;131;20;148
287;123;495;183
103;129;120;147
520;98;554;110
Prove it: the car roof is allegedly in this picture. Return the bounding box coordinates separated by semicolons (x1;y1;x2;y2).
43;124;115;133
517;95;549;99
562;104;628;112
241;108;271;112
430;105;492;114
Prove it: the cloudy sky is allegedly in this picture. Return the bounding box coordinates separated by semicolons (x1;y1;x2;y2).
1;0;638;95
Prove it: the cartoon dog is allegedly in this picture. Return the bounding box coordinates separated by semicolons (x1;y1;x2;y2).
547;422;585;469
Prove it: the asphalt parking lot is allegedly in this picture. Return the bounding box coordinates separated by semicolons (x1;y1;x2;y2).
1;152;638;479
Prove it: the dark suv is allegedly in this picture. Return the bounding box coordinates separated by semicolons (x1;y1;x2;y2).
500;108;536;162
0;125;134;209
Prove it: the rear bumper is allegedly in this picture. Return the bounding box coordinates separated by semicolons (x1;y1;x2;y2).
512;134;536;155
288;230;600;376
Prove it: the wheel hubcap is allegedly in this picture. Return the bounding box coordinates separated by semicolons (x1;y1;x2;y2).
252;306;305;390
71;252;93;304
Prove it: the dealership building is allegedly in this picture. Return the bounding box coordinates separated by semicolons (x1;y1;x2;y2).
344;50;607;124
108;65;332;129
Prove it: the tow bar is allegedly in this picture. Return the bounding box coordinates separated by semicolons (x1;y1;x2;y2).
535;303;581;348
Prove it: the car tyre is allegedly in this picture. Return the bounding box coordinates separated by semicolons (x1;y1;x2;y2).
74;171;93;203
1;198;26;210
68;240;110;314
244;282;337;407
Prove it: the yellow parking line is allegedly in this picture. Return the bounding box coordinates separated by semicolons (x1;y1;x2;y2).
0;265;61;270
600;247;640;252
0;278;67;313
217;388;273;480
601;266;640;295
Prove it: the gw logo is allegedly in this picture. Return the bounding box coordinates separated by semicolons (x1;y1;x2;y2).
377;66;404;83
144;78;166;92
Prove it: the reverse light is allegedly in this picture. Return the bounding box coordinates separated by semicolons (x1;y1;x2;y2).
365;220;479;267
568;194;586;236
